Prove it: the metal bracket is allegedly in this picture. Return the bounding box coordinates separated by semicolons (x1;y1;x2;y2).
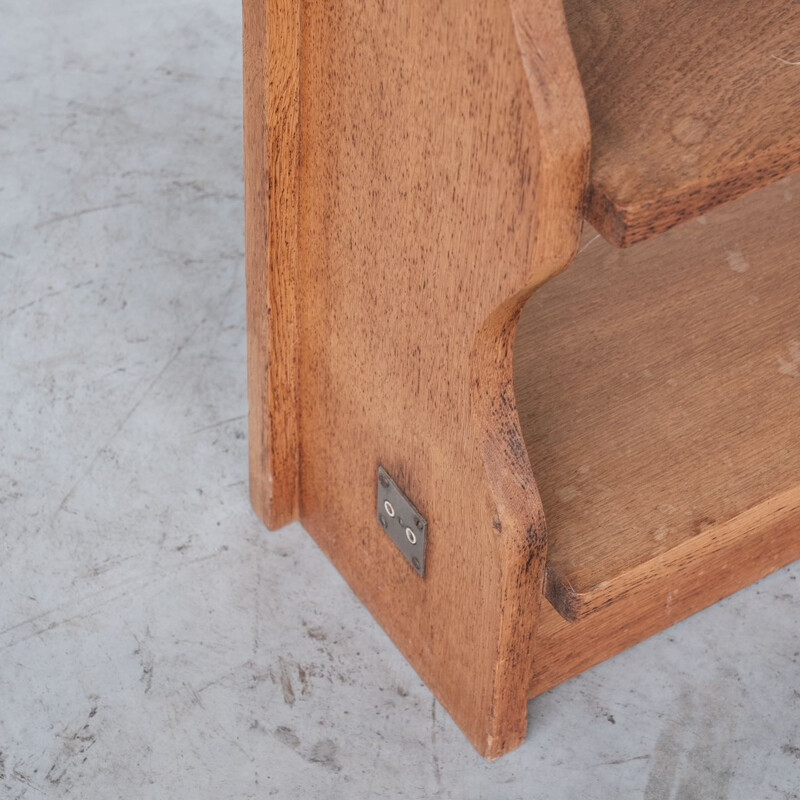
376;466;428;577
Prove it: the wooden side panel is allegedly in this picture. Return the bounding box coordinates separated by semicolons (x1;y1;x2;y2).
290;1;588;758
243;0;300;527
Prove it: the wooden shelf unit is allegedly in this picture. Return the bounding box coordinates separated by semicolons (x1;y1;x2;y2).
244;0;800;760
516;176;800;621
566;0;800;246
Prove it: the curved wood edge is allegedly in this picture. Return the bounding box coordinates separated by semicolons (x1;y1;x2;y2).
245;0;589;758
509;0;592;277
465;1;590;755
470;293;549;755
244;0;300;528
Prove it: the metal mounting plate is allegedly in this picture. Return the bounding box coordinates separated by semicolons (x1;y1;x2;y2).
376;466;428;577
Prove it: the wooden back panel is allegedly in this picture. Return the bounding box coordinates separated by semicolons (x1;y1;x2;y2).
244;0;589;757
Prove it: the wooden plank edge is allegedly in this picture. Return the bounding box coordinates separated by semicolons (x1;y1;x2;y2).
545;484;800;622
587;150;800;248
243;0;301;528
533;485;800;695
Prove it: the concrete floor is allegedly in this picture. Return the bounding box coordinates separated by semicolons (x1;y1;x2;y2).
1;1;799;797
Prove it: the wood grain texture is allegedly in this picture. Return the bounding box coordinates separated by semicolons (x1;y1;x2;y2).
515;176;800;622
530;489;800;697
290;0;588;758
565;0;800;246
243;0;300;527
245;0;800;760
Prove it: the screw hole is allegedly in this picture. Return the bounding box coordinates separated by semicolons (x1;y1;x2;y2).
379;514;387;528
412;556;421;571
405;527;417;545
383;500;395;518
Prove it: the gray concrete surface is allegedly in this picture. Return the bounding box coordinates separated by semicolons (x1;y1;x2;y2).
1;1;799;797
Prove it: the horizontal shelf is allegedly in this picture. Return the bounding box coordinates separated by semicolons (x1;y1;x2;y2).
566;0;800;246
515;176;800;622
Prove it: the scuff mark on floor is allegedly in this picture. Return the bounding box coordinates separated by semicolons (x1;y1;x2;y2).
278;656;295;707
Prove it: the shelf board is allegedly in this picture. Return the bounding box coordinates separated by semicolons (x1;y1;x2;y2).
565;0;800;247
515;176;800;622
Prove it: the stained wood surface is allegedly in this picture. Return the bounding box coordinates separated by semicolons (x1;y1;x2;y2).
248;0;589;759
530;487;800;698
246;0;800;760
516;176;800;622
244;0;300;527
565;0;800;246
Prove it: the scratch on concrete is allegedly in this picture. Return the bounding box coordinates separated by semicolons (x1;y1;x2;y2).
278;656;295;707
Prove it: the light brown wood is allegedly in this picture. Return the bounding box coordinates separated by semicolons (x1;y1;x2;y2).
244;0;300;527
516;176;800;622
565;0;800;246
245;0;800;761
531;487;800;696
246;0;589;758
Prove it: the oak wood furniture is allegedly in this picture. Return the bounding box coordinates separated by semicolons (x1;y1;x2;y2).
243;0;800;758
